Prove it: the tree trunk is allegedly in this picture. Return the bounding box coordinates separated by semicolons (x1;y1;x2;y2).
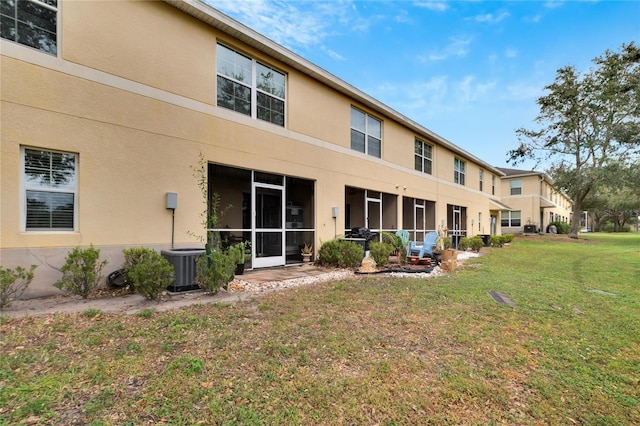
569;202;582;239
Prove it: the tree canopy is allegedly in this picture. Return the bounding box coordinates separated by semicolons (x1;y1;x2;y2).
509;42;640;237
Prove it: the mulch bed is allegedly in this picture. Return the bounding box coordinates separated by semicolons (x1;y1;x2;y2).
356;262;435;274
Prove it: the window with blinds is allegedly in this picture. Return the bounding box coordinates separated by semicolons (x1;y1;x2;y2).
23;147;76;231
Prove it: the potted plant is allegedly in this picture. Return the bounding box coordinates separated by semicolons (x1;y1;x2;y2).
230;241;251;275
441;236;457;261
301;242;313;262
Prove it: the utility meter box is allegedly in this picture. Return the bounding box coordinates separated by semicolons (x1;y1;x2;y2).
166;192;177;210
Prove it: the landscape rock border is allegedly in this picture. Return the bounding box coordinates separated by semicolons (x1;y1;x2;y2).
1;252;480;318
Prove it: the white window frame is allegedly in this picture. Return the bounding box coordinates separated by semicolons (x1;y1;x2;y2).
216;43;286;127
0;0;59;56
479;169;484;192
414;138;433;174
454;158;465;185
21;146;78;232
350;107;382;158
501;211;521;227
510;179;522;195
492;175;496;195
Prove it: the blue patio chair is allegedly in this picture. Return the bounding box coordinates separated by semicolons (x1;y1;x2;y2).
407;231;439;259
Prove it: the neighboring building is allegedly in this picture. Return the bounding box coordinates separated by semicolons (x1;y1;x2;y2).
497;168;573;234
2;0;511;297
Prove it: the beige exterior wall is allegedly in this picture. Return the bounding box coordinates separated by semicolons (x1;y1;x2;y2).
500;174;573;233
1;0;507;297
64;0;216;105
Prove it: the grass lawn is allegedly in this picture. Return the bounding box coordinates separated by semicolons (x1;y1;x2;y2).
1;233;638;425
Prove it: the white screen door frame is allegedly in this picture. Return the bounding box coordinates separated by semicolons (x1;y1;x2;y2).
252;181;285;268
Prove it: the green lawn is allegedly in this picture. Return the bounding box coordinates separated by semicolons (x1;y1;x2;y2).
1;233;638;425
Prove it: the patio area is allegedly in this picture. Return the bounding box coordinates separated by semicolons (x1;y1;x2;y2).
237;263;336;284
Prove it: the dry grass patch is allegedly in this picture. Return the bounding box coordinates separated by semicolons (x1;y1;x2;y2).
1;233;638;425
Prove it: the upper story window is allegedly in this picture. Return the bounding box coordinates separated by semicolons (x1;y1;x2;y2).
350;107;381;158
510;179;522;195
479;170;484;191
491;175;496;195
216;43;286;127
1;0;57;55
454;158;465;185
23;147;77;231
414;138;432;174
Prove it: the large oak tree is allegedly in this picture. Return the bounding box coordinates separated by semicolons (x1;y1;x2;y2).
509;42;640;238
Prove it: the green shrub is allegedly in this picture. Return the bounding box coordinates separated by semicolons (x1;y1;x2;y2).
503;234;515;243
442;236;452;249
0;265;37;308
549;221;570;234
369;241;394;266
469;236;484;252
340;241;365;268
228;241;251;265
54;245;107;298
602;223;614;232
601;223;631;233
490;235;505;247
123;248;174;300
317;240;363;268
381;232;404;253
195;250;235;294
317;239;341;266
459;237;470;251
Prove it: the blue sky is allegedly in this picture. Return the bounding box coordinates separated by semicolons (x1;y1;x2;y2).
204;0;639;169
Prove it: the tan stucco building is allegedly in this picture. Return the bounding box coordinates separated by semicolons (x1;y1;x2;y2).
2;0;528;297
497;168;573;234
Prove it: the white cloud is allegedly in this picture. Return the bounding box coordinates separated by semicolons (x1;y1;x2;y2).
414;1;449;12
544;1;565;9
472;11;510;24
370;74;502;124
394;9;411;23
506;82;544;100
422;37;473;62
505;48;518;58
455;75;497;104
321;46;346;61
524;14;542;23
204;0;356;51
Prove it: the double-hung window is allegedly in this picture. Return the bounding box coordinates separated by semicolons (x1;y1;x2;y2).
414;138;432;174
256;62;286;126
501;211;521;227
350;107;381;158
510;179;522;195
454;158;465;185
1;0;57;55
479;170;484;191
492;175;496;195
216;43;286;126
23;147;77;231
